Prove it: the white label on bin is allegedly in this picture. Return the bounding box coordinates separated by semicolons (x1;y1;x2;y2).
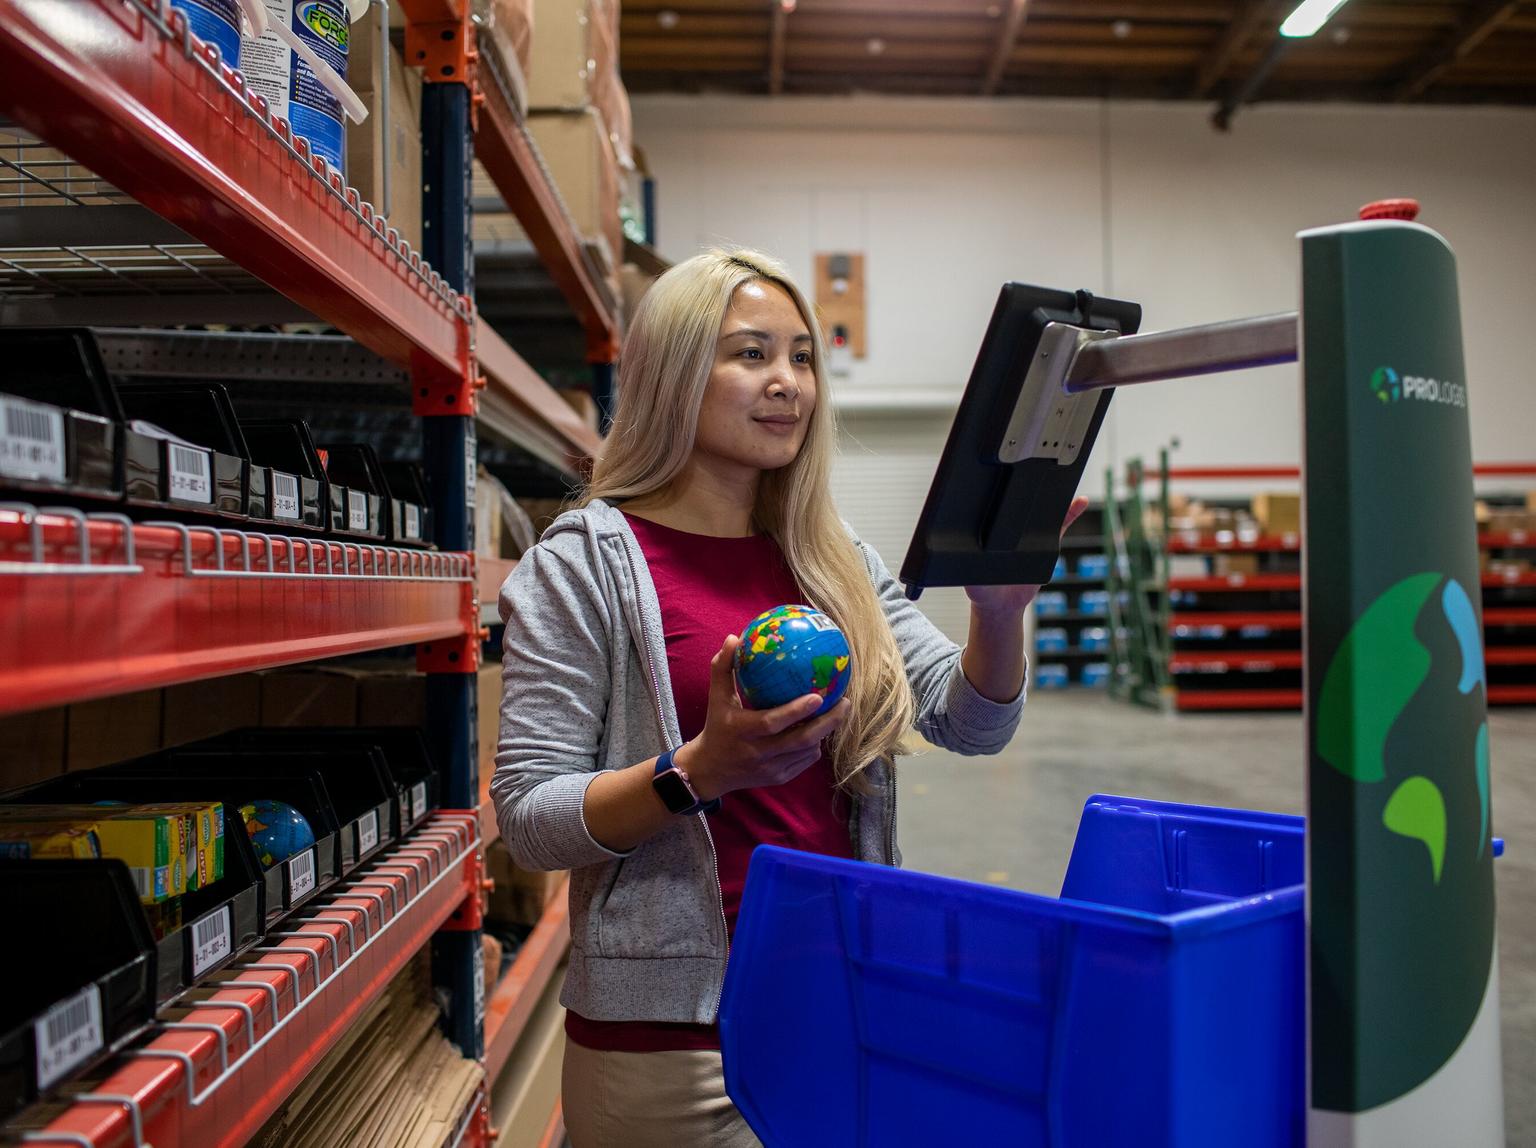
411;782;427;823
272;472;300;520
191;905;234;977
169;444;213;503
347;489;367;532
358;810;379;855
0;396;65;481
405;503;421;540
473;946;486;1024
288;847;317;902
35;985;103;1091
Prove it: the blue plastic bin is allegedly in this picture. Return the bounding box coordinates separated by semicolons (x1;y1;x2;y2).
1035;591;1068;617
1033;663;1070;689
720;795;1308;1148
1081;661;1110;687
1035;627;1068;653
1077;553;1110;579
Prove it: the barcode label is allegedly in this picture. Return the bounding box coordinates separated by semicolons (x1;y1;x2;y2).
806;613;838;631
473;946;486;1023
358;810;379;855
191;905;233;977
404;503;421;539
0;395;65;481
34;986;103;1090
272;472;300;519
288;847;317;902
347;489;367;531
169;444;213;503
411;782;427;823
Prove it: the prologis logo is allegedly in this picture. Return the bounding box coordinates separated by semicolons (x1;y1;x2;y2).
1371;364;1466;408
1370;365;1402;403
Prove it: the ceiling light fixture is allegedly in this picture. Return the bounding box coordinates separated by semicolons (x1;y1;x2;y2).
1112;19;1132;39
867;37;885;55
1279;0;1350;38
657;8;679;28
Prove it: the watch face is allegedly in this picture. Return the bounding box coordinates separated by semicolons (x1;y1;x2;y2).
653;768;697;815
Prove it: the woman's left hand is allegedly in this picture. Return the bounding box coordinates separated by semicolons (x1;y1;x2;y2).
963;496;1091;614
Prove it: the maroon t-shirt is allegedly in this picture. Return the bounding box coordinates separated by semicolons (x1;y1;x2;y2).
564;513;853;1053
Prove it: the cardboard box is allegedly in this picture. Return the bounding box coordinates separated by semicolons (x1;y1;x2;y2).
527;0;614;111
259;668;359;726
0;706;67;789
1251;493;1301;535
163;674;261;748
482;0;534;117
346;31;424;250
356;667;429;728
66;689;163;772
485;839;565;926
1214;554;1261;577
0;133;113;205
478;661;501;777
474;109;621;268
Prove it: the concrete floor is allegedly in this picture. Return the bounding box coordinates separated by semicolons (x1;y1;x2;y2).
898;690;1535;1146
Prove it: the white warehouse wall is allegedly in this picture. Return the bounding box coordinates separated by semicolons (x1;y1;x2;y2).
631;95;1536;497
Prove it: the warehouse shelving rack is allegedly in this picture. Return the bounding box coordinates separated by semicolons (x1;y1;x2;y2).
1106;455;1536;712
1031;503;1111;690
0;0;598;1143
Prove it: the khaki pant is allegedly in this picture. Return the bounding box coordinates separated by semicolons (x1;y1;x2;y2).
562;1040;763;1148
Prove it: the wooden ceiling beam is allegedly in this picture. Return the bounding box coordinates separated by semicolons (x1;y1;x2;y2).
981;0;1031;95
769;0;788;94
1190;0;1284;96
1392;0;1520;101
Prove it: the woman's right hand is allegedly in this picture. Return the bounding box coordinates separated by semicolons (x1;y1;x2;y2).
674;634;850;800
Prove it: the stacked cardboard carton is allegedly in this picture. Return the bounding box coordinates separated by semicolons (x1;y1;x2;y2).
474;0;630;278
346;21;425;250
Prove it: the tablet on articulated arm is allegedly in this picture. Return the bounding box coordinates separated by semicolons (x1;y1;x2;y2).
900;284;1141;600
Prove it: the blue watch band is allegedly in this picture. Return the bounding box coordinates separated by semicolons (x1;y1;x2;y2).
654;748;721;816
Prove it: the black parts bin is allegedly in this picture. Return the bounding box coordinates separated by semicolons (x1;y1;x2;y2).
0;859;156;1118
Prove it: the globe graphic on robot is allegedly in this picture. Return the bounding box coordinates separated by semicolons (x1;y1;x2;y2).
733;604;852;714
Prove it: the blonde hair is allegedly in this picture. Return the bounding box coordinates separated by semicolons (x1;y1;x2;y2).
585;248;914;789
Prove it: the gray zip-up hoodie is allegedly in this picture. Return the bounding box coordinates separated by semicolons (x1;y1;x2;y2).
491;499;1026;1024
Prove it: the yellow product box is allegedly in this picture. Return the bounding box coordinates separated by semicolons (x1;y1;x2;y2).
0;804;186;903
134;802;225;892
0;822;101;860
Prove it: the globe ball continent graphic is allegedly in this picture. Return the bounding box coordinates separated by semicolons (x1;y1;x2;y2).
240;799;316;868
733;604;852;715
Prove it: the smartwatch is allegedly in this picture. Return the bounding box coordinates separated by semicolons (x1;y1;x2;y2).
652;747;721;816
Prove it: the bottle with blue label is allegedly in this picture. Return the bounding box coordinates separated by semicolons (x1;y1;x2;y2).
241;0;352;174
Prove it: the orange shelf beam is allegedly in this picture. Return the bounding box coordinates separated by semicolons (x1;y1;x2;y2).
1170;651;1304;672
1171;611;1303;630
1485;608;1536;626
476;320;604;464
1175;688;1304;711
0;509;473;716
483;877;571;1084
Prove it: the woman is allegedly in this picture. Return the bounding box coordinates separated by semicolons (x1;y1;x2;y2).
492;249;1077;1146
